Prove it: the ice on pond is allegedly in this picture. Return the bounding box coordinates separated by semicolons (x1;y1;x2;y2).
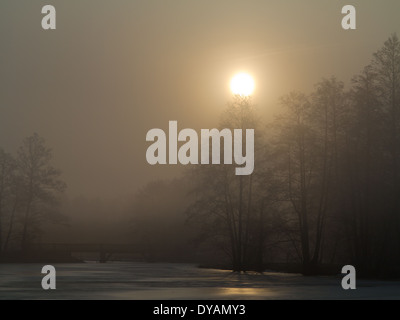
0;262;399;300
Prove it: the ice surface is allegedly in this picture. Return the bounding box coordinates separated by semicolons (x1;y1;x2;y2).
0;262;399;299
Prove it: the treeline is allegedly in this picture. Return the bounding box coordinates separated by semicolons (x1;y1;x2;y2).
0;133;66;256
134;34;400;278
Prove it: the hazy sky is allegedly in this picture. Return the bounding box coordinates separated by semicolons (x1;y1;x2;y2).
0;0;399;198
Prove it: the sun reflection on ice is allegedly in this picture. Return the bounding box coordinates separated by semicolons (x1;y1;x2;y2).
219;287;274;299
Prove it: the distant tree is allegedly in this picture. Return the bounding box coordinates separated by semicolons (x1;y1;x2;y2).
2;172;22;252
186;95;269;271
17;133;66;251
273;91;317;273
372;34;400;237
338;65;385;275
272;78;349;275
364;33;400;275
310;77;348;267
0;149;17;254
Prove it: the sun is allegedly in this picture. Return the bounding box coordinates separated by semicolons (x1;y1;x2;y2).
230;73;255;96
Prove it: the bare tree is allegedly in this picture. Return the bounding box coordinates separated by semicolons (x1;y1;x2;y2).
186;96;266;271
273;80;348;275
17;133;66;251
372;34;400;242
0;149;16;254
274;92;317;273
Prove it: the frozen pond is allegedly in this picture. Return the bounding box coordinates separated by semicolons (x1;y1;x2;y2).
0;262;399;299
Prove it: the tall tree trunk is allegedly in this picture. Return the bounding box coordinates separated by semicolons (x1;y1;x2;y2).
243;174;253;269
237;175;243;271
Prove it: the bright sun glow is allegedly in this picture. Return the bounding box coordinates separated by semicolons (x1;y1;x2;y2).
230;73;255;96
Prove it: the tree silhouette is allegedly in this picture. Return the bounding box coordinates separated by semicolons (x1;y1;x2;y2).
0;149;17;254
17;133;66;251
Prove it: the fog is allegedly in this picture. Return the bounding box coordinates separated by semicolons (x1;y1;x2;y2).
1;1;399;198
1;1;400;281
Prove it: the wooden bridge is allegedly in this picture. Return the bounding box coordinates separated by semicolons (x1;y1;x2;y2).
31;243;139;263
